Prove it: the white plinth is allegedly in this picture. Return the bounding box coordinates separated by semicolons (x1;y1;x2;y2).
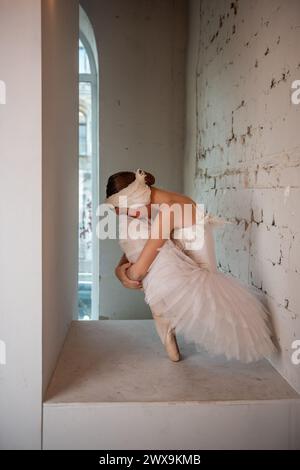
43;320;300;449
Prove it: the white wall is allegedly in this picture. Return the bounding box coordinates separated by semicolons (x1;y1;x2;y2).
0;0;42;449
41;0;79;396
80;0;188;319
0;0;79;449
184;0;300;393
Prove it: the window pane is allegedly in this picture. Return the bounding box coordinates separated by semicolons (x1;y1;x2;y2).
78;81;92;319
79;111;87;155
79;83;92;155
79;39;91;74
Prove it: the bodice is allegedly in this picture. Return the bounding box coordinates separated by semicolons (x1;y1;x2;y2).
118;215;151;263
118;211;227;263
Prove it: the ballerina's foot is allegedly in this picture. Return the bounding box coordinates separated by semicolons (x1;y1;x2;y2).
164;330;181;362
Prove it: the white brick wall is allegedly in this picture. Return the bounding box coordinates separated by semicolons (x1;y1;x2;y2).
184;0;300;392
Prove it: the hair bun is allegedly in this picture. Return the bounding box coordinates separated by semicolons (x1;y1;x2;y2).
144;171;155;186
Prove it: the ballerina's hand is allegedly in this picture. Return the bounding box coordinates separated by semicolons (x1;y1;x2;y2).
126;263;145;282
115;262;143;289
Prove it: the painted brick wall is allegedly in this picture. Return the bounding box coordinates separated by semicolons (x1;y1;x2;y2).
184;0;300;392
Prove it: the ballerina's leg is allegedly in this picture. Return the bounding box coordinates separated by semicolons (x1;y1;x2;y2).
150;307;174;343
150;307;181;362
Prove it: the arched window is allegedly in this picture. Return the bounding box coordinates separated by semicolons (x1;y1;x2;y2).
78;9;99;320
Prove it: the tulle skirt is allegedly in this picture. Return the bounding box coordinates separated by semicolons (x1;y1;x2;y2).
142;221;277;363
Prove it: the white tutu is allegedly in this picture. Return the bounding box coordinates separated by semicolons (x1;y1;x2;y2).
118;213;277;363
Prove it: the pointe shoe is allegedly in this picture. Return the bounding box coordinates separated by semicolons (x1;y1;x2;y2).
164;329;181;362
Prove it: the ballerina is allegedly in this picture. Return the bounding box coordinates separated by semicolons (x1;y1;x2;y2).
105;168;277;363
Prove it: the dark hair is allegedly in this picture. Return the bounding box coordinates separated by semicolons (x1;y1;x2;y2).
106;170;155;198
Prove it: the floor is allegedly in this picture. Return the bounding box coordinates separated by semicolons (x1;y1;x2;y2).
44;320;299;404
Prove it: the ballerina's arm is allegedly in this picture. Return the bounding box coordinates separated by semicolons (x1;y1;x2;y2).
126;205;173;281
126;201;195;281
